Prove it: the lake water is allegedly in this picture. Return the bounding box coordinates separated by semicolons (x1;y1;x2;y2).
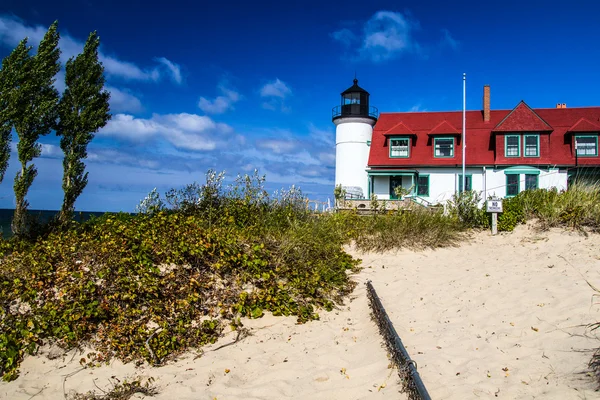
0;209;107;239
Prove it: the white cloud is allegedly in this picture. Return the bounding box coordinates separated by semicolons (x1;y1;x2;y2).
40;143;63;158
0;15;182;84
330;28;356;47
257;139;297;154
100;113;237;151
331;11;458;62
107;86;144;113
362;11;416;61
260;79;292;112
260;79;291;98
54;69;66;93
87;148;160;169
198;85;241;114
408;103;427;112
155;57;182;84
440;28;459;50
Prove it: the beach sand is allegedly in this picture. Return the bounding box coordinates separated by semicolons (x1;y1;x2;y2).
2;224;599;399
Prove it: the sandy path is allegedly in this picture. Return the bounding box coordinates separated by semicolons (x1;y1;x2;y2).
0;279;402;400
352;224;600;399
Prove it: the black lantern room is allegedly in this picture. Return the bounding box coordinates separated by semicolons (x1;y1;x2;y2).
332;78;378;122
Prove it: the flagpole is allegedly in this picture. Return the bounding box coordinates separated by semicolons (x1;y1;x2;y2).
462;73;466;193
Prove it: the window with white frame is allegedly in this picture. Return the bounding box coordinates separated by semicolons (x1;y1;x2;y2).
434;137;454;157
524;134;539;157
505;135;520;157
575;135;598;156
389;137;410;158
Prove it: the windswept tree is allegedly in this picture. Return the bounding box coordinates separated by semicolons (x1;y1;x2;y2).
57;32;111;223
0;65;12;183
8;22;61;235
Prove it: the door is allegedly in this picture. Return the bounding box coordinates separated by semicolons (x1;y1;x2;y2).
389;176;403;199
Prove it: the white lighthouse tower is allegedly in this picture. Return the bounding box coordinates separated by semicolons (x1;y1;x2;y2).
332;78;378;199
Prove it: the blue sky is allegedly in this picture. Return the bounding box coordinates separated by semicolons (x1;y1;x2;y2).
1;0;600;211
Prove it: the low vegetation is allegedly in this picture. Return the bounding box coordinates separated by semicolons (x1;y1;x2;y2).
69;376;158;400
1;172;600;383
447;182;600;233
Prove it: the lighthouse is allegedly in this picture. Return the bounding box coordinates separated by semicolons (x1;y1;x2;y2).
332;78;378;199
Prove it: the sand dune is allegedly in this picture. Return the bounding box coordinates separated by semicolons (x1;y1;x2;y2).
353;224;600;399
2;224;599;399
1;281;402;400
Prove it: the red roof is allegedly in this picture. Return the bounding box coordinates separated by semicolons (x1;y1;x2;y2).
567;117;600;132
368;104;600;168
382;121;415;136
428;120;460;136
493;101;552;132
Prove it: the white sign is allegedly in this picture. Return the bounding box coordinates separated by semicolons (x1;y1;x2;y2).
486;199;503;213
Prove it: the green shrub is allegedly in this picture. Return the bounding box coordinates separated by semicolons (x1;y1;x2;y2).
0;172;358;381
514;183;600;231
447;190;490;229
351;206;466;252
497;195;525;232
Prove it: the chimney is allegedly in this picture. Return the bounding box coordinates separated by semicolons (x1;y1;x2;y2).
483;85;490;122
562;103;567;108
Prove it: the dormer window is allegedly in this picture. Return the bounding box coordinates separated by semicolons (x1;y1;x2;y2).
389;137;410;158
505;135;520;157
524;134;539;157
575;135;598;156
434;137;454;158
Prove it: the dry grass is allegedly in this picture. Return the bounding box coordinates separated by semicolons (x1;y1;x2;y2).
68;377;158;400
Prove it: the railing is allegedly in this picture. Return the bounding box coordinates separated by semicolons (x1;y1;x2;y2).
366;281;432;400
405;195;433;207
332;105;379;120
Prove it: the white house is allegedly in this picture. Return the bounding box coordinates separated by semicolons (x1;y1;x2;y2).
333;81;600;204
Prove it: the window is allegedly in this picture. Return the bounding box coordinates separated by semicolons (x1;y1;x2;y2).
458;174;472;192
434;137;454;158
525;174;538;190
343;92;360;105
524;134;539;157
505;135;520;157
416;175;429;196
506;174;519;196
389;137;410;158
575;135;598;156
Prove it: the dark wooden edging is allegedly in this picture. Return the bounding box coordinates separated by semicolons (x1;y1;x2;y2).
366;280;432;400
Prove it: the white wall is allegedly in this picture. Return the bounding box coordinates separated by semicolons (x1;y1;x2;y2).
371;168;483;203
335;117;375;198
539;168;568;191
370;167;568;205
485;168;568;199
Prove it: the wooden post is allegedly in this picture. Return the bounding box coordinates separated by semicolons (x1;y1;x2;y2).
486;198;502;236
